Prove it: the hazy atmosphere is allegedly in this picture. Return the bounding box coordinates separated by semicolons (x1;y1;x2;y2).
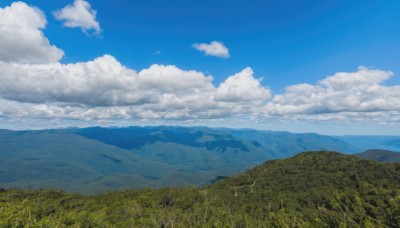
0;0;399;134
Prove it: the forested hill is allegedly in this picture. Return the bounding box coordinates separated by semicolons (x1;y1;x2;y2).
355;149;400;163
1;151;399;227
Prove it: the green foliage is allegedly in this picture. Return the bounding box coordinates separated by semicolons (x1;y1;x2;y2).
1;151;399;227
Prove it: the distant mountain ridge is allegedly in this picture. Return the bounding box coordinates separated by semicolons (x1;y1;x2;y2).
355;149;400;163
220;128;359;157
334;135;400;151
382;138;400;148
76;126;254;152
1;126;359;193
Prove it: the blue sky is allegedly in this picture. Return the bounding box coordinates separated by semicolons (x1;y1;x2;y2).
0;0;399;134
2;0;399;87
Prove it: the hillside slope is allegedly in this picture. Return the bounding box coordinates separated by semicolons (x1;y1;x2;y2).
1;151;399;227
0;129;179;193
76;126;270;173
355;149;400;163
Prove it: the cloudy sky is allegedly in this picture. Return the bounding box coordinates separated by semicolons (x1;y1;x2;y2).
0;0;399;135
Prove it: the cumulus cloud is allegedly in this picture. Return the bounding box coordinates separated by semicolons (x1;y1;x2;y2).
0;2;399;127
263;67;400;123
0;55;141;106
216;67;271;103
53;0;101;35
0;2;64;63
193;41;230;58
0;2;272;122
0;55;269;119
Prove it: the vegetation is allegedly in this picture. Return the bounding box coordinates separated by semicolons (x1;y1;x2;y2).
1;151;399;227
355;149;400;163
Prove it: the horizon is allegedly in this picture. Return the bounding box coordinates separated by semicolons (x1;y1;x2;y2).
1;124;400;137
0;0;399;134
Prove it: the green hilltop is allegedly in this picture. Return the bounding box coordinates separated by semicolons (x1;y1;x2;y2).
1;151;399;227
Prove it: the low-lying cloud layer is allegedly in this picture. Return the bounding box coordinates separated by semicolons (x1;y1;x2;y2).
0;2;399;127
0;55;270;120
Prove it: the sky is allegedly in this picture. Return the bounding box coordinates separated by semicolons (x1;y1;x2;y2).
0;0;399;135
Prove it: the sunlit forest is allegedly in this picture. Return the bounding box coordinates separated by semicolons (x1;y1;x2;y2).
1;152;399;227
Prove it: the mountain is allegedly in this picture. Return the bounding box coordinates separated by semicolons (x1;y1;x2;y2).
355;149;400;163
382;138;400;148
1;151;399;227
0;126;358;193
220;128;359;157
0;129;179;194
334;135;400;151
75;126;270;171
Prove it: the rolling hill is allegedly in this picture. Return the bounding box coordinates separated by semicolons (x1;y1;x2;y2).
1;151;399;227
355;149;400;163
0;126;359;193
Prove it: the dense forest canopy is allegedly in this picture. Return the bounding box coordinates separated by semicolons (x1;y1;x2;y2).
1;151;399;227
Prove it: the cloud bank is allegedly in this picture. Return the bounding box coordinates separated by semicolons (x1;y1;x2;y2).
0;55;270;120
0;2;399;127
193;41;230;58
263;67;400;123
53;0;101;35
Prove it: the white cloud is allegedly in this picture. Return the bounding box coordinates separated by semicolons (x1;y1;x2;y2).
216;67;271;103
193;41;230;58
0;55;142;106
53;0;101;35
137;64;214;94
263;67;400;123
0;55;269;120
0;2;399;128
0;2;64;63
0;2;273;121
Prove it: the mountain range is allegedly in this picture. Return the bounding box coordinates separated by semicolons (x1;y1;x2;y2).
0;126;399;194
334;135;400;152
